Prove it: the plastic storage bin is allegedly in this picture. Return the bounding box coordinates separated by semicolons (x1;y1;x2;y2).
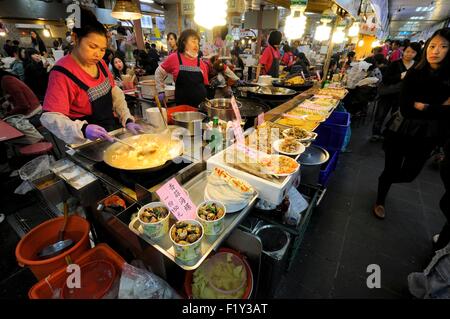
318;149;340;187
28;244;125;299
313;111;350;152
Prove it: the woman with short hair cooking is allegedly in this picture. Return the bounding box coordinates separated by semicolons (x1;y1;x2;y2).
40;8;142;144
155;29;209;108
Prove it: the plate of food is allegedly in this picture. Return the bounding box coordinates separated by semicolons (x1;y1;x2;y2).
282;127;318;142
204;168;255;213
259;154;300;176
273;138;306;156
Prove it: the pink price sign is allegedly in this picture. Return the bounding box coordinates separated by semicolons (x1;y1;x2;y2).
232;120;245;144
230;96;242;123
282;113;307;120
257;112;265;126
156;178;197;221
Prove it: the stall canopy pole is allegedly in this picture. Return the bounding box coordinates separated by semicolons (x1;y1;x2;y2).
321;15;341;84
177;2;182;35
134;19;145;50
255;5;265;82
256;5;264;56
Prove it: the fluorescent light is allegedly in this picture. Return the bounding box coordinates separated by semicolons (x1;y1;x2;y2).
416;7;423;12
140;0;154;3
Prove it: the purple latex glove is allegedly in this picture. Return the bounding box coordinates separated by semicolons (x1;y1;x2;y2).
85;124;114;142
126;122;144;135
158;92;166;105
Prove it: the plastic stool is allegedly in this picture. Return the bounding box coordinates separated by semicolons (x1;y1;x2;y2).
19;142;53;156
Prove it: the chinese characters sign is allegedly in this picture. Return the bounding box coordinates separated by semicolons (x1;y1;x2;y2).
156;178;197;221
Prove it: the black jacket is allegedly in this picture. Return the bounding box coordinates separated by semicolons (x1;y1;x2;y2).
397;65;450;141
24;61;49;101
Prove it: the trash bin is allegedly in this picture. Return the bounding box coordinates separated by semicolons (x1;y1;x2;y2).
253;224;291;298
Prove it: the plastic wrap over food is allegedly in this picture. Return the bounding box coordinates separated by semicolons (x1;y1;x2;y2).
118;263;180;299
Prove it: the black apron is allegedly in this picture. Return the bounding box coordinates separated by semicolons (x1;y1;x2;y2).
267;46;280;78
175;52;207;107
51;62;118;132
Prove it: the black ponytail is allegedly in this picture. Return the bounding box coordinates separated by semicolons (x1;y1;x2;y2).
72;7;107;41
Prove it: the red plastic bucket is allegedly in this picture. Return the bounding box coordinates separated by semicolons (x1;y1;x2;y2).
15;216;91;280
167;105;198;124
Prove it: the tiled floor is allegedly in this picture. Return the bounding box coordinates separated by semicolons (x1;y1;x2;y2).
0;115;445;299
275;117;445;299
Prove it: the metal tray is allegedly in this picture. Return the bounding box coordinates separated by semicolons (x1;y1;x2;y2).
127;170;258;270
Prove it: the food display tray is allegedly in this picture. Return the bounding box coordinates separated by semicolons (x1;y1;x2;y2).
127;170;258;271
206;145;301;205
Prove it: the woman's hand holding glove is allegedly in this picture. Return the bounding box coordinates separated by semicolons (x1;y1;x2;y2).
126;122;144;135
85;124;114;142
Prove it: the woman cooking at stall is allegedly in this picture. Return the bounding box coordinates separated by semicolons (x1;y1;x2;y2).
40;8;142;145
155;29;209;108
256;30;282;79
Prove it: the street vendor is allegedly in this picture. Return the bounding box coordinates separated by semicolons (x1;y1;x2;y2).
40;8;142;145
155;29;209;107
256;30;282;79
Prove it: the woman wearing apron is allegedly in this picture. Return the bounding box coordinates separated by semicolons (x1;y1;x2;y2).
40;8;142;144
257;30;282;79
155;29;209;108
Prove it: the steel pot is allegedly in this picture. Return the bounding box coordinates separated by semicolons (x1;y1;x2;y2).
199;98;242;121
172;111;206;136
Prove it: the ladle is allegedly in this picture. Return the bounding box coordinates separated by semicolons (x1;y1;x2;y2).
37;202;74;259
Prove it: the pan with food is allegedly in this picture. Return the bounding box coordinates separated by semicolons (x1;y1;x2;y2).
103;133;184;172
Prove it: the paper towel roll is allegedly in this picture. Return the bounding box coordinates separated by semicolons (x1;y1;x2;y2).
145;107;167;131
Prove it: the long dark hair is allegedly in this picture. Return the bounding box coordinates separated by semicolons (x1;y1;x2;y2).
111;54;127;78
72;7;107;42
416;28;450;72
30;31;42;46
177;29;200;53
405;42;422;62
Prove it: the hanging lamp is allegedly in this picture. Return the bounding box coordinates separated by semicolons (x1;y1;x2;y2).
285;1;308;41
111;0;142;20
314;9;334;42
194;0;228;30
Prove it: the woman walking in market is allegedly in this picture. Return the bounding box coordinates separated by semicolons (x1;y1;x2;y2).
373;28;450;220
371;42;422;141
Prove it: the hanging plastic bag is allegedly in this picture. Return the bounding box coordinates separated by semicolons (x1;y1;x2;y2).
14;155;54;194
118;262;180;299
4;114;43;145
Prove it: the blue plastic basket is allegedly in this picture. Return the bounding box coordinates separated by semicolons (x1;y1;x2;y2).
313;111;350;152
318;149;340;187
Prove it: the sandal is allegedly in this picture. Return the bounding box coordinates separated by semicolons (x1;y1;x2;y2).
373;205;385;219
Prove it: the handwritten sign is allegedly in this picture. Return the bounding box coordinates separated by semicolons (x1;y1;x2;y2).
257;112;265;126
230;96;242;123
232;120;245;144
156;178;197;221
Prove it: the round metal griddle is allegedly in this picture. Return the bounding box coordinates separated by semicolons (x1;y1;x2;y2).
237;86;297;100
272;80;314;92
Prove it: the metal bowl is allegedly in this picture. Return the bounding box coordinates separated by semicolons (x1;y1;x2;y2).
199;98;242;121
172;111;206;136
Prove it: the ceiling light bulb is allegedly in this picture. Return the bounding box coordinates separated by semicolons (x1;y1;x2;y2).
358;39;364;47
43;28;51;38
332;27;345;44
348;22;360;37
